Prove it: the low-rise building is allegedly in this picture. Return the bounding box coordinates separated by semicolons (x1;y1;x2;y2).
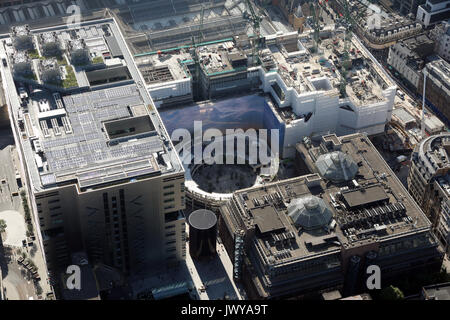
220;133;442;299
387;34;434;90
430;19;450;62
331;0;422;50
421;282;450;299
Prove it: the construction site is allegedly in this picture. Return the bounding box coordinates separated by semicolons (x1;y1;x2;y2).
112;0;400;212
0;0;448;301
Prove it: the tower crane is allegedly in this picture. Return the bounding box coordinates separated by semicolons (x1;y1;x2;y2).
198;5;205;43
308;0;324;53
335;0;368;96
244;0;262;66
190;6;207;99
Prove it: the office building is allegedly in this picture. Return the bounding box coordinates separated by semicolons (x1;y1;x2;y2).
387;34;434;90
417;0;450;27
219;133;442;299
430;20;450;62
0;20;186;281
417;57;450;125
408;133;450;254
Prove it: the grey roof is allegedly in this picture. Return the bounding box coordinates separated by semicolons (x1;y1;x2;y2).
105;35;123;57
392;108;416;124
315;151;358;182
189;209;217;230
287;195;332;230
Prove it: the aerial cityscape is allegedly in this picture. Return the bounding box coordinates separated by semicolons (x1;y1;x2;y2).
0;0;450;304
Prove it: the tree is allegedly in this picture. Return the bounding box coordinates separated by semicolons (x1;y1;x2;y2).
0;219;6;233
380;285;404;300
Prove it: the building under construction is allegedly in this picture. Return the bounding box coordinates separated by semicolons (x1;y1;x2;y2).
135;22;397;158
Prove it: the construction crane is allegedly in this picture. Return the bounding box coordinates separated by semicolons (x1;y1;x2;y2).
308;0;324;53
190;6;206;99
244;0;262;66
335;0;367;96
198;5;205;43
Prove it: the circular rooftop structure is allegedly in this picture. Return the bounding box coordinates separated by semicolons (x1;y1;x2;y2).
188;209;217;230
287;195;333;230
315;151;358;182
188;209;218;260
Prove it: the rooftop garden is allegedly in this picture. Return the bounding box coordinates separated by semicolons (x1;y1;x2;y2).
62;66;77;88
92;56;104;64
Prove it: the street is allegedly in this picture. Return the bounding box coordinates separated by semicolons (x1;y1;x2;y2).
0;129;52;299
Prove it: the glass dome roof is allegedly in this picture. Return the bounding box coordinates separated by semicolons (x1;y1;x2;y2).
315;151;358;182
287;195;332;230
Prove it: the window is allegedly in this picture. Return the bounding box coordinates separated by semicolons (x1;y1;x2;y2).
166;231;176;237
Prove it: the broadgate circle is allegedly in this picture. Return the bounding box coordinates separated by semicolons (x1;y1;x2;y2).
177;134;280;210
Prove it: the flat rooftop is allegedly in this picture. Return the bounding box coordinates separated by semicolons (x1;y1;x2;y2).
135;27;393;110
271;32;392;106
0;20;183;192
223;133;431;268
135;39;246;85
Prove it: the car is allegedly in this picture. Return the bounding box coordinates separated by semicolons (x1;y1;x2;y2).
2;58;6;67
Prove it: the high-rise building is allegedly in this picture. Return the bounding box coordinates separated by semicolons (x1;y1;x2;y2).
417;0;450;28
0;19;186;281
392;0;426;16
220;133;442;299
408;133;450;254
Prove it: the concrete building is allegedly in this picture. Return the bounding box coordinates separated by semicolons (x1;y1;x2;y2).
139;29;397;158
220;133;442;299
10;24;33;51
430;19;450;62
331;0;423;50
408;133;450;254
0;20;186;283
39;31;60;57
387;34;434;90
417;0;450;27
421;282;450;299
393;0;426;16
392;107;417;130
417;57;450;125
67;39;90;66
0;0;43;7
11;50;32;77
38;58;60;83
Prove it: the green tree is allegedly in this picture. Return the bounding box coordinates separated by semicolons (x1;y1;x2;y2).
0;219;6;233
380;285;404;300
